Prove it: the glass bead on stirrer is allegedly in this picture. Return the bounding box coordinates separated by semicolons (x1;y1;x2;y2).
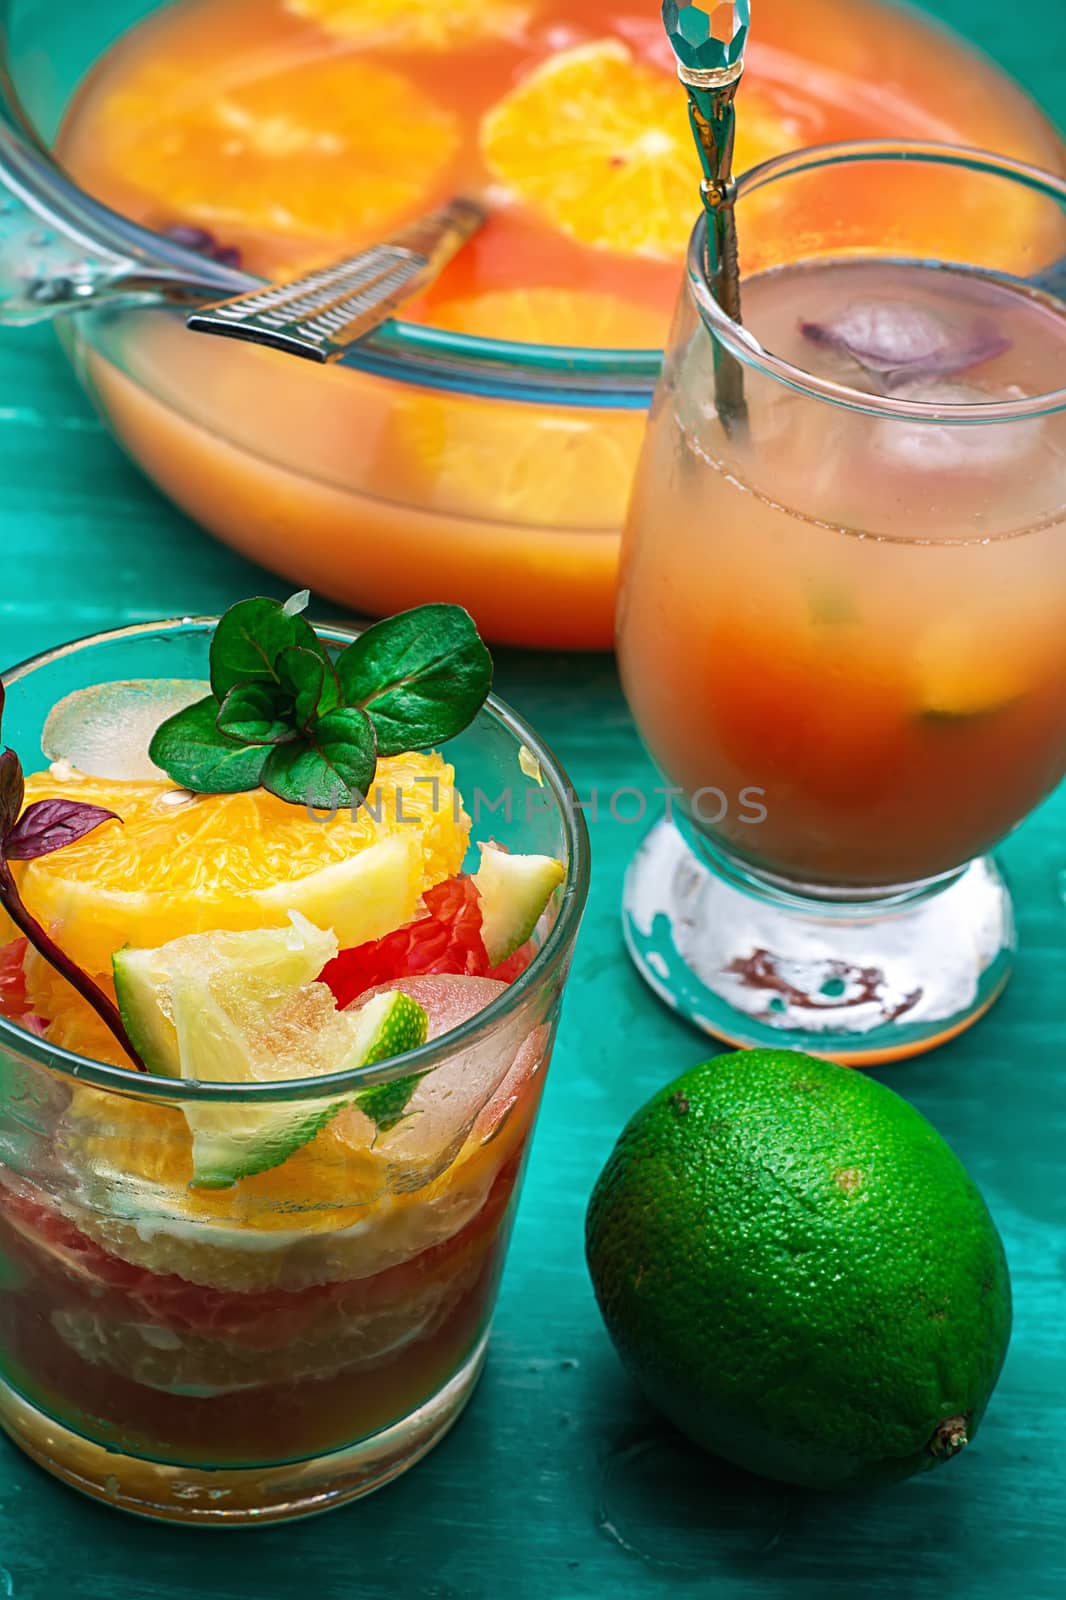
661;1;750;432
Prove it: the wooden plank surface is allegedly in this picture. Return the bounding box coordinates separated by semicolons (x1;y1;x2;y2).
1;2;1065;1594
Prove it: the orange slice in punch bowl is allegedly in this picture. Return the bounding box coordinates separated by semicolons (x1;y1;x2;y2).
480;40;800;261
91;54;461;272
393;288;663;529
286;0;537;50
430;286;667;348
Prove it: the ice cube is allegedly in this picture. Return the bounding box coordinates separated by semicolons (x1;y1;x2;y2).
42;679;210;780
348;976;543;1191
871;379;1042;474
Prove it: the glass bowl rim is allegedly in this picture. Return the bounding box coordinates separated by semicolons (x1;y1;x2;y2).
687;139;1066;424
0;616;591;1102
0;52;660;406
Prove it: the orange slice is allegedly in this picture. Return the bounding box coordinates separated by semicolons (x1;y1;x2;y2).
429;286;667;349
22;952;128;1069
286;0;536;51
94;55;460;245
7;753;469;977
396;388;647;530
396;287;655;527
481;40;799;260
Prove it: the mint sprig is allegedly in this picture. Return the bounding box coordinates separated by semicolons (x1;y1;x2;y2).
149;595;493;808
209;592;331;700
337;602;495;757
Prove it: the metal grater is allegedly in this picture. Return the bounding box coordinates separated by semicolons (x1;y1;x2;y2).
186;196;485;361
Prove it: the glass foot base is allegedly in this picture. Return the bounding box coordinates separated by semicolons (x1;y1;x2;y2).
622;820;1015;1066
0;1331;488;1525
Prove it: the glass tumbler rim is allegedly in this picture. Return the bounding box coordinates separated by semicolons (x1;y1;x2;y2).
688;138;1066;425
0;616;591;1103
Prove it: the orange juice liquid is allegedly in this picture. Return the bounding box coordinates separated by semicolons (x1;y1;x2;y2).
57;0;1066;646
618;259;1066;890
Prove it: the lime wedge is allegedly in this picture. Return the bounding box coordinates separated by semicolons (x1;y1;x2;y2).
472;844;566;965
113;913;338;1077
113;917;428;1187
171;976;428;1189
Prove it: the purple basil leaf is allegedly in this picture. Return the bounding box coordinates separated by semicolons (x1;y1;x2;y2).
800;302;1010;390
6;798;120;861
164;223;215;251
0;749;24;837
163;223;243;270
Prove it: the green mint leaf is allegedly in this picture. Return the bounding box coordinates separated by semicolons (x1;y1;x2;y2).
149;698;269;793
216;683;298;747
261;708;376;809
209;596;328;701
336;604;492;757
276;645;340;729
354;1074;424;1135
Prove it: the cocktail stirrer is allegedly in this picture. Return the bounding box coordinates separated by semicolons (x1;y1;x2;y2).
661;1;751;432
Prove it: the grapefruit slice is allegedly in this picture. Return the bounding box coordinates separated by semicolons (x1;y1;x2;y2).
322;852;561;1005
0;939;28;1019
324;875;491;1007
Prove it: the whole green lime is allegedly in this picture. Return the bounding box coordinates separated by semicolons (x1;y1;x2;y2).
586;1050;1011;1491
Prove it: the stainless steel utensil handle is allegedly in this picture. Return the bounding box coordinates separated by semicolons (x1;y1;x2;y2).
185;197;486;361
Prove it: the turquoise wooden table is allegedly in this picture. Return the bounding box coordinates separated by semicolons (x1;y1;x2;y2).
1;3;1065;1592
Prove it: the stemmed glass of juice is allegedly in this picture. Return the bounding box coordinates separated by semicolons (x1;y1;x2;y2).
617;142;1066;1065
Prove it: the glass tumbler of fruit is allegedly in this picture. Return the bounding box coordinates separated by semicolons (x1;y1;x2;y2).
0;615;589;1524
617;142;1066;1066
